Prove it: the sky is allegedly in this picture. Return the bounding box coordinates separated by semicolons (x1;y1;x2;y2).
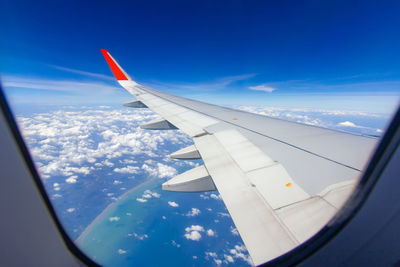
0;0;399;113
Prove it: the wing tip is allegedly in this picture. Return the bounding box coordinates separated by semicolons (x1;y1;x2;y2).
100;49;130;81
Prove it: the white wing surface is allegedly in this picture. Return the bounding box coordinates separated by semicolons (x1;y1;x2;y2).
101;49;377;265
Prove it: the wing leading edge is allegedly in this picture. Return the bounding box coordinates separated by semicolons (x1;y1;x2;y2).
100;49;377;265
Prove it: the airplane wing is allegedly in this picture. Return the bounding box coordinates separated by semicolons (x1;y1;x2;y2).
100;49;377;265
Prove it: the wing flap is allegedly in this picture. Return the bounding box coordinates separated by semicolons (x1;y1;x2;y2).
170;145;201;159
194;132;298;265
247;165;311;209
275;197;337;244
162;165;216;192
140;118;177;130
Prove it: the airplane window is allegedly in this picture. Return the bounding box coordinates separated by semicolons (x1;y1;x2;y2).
1;1;399;266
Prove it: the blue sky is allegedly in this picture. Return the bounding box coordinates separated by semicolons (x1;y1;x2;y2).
0;0;399;113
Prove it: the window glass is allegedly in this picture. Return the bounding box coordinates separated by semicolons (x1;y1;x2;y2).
1;1;399;266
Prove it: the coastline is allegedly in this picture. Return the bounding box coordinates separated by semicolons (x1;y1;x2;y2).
76;177;160;243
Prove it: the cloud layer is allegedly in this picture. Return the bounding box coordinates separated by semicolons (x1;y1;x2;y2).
237;106;386;136
17;107;192;180
248;84;276;93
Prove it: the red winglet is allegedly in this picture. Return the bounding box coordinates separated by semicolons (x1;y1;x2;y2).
100;49;129;80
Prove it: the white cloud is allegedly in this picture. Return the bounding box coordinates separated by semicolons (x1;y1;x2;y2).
205;252;218;258
230;226;239;236
102;159;114;167
157;163;177;178
16;107;192;183
117;249;127;255
218;212;230;218
184;231;202;241
284;113;322;126
224;254;235;263
51;65;115;81
214;259;222;266
120;159;137;164
144;189;161;198
128;233;148;240
186;208;201;217
238;106;325;126
2;75;118;94
185;225;205;232
65;176;78;184
152;192;161;198
113;166;140;174
141;164;157;176
206;229;215;237
162;216;167;220
248;84;276;93
184;225;205;241
136;198;148;203
113;180;123;185
168;201;179;207
229;244;252;265
53;183;61;191
109;216;120;222
143;163;177;178
200;194;209;200
64;167;90;175
210;194;221;200
171;240;181;248
337;121;358;127
321;110;377;117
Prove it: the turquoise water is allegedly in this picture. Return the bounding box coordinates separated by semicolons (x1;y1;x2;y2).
76;178;251;266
